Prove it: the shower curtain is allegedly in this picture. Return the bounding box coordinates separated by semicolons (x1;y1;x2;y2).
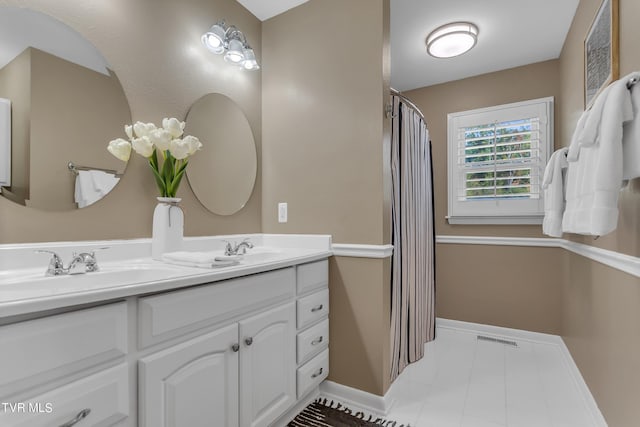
389;95;436;382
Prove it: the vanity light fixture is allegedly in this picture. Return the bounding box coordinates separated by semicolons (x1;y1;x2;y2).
426;22;478;58
202;20;260;70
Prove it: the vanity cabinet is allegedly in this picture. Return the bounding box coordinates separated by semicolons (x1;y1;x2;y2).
0;302;129;427
138;268;297;427
139;303;295;427
0;257;329;427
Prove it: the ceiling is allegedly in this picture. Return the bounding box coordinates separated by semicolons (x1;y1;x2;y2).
236;0;579;91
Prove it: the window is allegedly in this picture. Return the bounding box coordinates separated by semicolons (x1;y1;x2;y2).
447;97;553;224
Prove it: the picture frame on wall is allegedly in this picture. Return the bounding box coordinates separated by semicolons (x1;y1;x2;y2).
584;0;619;109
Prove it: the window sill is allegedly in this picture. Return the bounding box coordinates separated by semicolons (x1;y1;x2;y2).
446;216;543;225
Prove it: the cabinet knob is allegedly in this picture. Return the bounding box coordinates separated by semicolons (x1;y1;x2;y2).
59;408;91;427
245;337;253;346
311;367;324;378
231;343;240;352
311;304;324;313
311;336;324;346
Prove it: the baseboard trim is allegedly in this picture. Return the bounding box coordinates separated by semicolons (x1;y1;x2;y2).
436;235;640;278
319;380;394;416
437;318;607;427
331;243;394;258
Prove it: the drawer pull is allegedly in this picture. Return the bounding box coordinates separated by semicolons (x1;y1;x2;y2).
311;336;324;346
245;337;253;346
59;408;91;427
311;304;324;313
311;367;324;378
231;343;240;352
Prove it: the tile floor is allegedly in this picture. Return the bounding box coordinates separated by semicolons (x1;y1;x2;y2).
384;326;597;427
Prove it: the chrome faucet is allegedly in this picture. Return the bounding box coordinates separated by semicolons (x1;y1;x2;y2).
36;247;106;276
35;250;66;276
224;239;254;256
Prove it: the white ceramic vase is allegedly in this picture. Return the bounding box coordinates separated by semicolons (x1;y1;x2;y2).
152;197;184;260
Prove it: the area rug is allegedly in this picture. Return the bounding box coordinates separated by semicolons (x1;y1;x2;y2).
287;398;410;426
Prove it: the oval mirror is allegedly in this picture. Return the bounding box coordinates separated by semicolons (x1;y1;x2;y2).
0;7;131;211
185;94;257;216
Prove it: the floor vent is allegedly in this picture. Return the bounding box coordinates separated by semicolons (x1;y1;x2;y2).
477;335;518;347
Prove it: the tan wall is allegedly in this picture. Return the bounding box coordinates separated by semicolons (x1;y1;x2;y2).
28;48;130;211
0;0;262;243
405;61;563;334
559;0;640;425
0;48;30;203
328;257;391;395
563;254;640;426
262;0;392;395
261;0;389;245
436;244;564;334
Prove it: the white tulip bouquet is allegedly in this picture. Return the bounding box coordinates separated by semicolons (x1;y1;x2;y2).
108;118;202;198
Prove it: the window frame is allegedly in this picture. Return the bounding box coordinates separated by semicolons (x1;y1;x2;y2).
447;97;554;225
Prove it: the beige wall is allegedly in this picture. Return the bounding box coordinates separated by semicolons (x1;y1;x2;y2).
405;61;564;334
436;244;564;334
0;48;30;203
28;48;130;211
0;0;262;243
558;0;640;425
262;0;392;395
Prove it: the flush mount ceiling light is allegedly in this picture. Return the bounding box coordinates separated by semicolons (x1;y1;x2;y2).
201;20;260;70
426;22;479;58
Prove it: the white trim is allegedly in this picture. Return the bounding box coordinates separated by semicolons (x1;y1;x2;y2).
436;317;563;345
560;240;640;279
437;318;607;427
436;235;563;248
319;380;394;416
436;235;640;278
331;243;393;258
447;215;543;225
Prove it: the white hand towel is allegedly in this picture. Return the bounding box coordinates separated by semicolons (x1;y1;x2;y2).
75;170;97;208
162;251;242;269
542;147;568;237
90;170;119;196
622;72;640;180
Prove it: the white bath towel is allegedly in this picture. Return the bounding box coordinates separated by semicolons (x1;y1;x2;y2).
566;109;590;162
622;72;640;180
562;74;635;236
542;147;568;237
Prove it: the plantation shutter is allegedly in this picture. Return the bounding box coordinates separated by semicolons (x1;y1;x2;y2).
447;97;553;224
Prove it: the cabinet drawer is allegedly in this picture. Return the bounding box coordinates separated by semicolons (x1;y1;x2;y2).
0;302;127;399
0;363;129;427
138;267;295;348
296;349;329;399
296;289;329;330
297;319;329;365
296;260;328;294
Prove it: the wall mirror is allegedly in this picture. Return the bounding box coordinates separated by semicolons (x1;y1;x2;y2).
185;94;257;216
0;6;131;211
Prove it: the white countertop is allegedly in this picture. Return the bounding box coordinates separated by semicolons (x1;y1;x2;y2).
0;234;332;318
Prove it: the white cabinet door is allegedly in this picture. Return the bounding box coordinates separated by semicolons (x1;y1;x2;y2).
239;303;296;427
139;324;239;427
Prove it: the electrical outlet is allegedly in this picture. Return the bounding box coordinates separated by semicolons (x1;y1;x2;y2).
278;202;288;223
